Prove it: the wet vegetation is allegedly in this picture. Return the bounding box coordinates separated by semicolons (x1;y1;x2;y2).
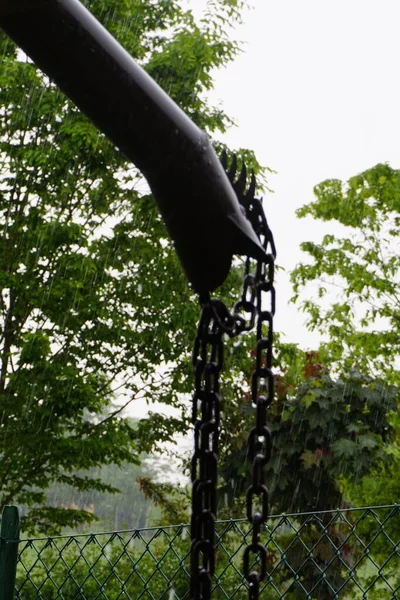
0;6;399;600
0;0;262;534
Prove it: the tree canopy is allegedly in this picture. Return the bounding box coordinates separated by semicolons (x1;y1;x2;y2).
0;0;262;532
289;162;400;517
214;346;397;517
291;163;400;383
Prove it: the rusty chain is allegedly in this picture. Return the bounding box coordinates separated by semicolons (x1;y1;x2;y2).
190;184;276;600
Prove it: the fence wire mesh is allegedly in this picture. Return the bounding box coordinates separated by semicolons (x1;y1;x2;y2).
14;504;399;599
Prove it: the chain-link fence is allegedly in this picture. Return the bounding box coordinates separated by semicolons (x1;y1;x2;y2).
12;505;400;599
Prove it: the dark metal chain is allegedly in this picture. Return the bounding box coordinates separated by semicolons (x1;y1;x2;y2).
190;193;276;600
190;299;224;600
243;200;276;600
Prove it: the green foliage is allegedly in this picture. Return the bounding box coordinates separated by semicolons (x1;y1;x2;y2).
217;348;397;516
212;342;399;599
14;507;400;600
136;476;190;526
342;409;400;535
269;367;396;513
15;532;192;600
289;163;400;547
291;163;400;382
0;0;263;532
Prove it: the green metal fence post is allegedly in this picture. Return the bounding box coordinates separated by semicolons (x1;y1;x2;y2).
0;506;20;600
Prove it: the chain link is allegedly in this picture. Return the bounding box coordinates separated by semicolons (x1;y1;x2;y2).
190;300;223;600
190;189;276;600
243;198;276;600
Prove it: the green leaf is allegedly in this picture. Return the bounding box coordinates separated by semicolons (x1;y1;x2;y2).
331;438;357;458
301;391;316;408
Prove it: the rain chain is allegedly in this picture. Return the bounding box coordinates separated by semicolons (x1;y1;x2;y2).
190;172;276;600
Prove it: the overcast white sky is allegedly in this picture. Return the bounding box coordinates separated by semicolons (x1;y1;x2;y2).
204;0;400;348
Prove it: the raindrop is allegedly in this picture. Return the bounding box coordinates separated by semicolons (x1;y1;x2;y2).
168;588;176;600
